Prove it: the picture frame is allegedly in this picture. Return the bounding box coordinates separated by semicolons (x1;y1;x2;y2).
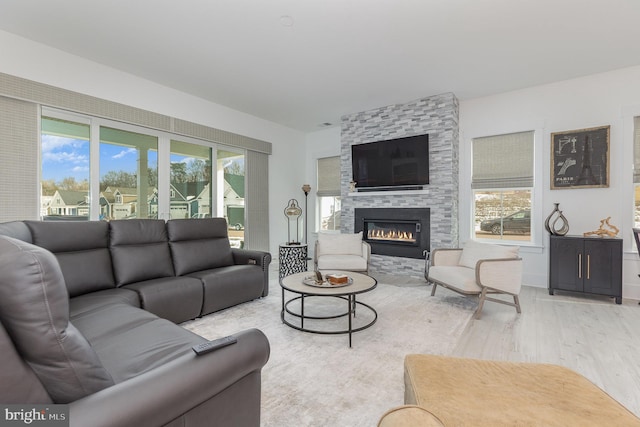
550;125;610;190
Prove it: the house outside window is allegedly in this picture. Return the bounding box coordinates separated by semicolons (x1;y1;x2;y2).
317;156;341;231
41;116;90;219
472;131;534;242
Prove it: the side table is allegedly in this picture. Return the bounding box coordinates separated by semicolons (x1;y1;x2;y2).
279;243;308;278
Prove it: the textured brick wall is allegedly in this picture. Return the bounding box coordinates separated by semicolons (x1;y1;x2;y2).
340;93;459;278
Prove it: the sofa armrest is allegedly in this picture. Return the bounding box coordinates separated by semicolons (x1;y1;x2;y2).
431;248;462;267
476;258;523;294
69;328;270;427
232;249;272;297
231;248;271;268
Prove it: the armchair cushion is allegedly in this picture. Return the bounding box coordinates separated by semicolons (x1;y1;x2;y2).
317;254;368;272
427;265;480;294
458;240;519;269
317;231;363;256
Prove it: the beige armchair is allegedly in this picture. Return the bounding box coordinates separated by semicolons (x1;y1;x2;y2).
427;240;523;319
313;231;371;274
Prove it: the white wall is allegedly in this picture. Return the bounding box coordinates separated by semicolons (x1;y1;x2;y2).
460;65;640;299
303;126;342;257
304;65;640;299
0;30;304;256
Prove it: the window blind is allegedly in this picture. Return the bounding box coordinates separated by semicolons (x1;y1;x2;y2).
317;156;341;196
633;117;640;183
472;131;534;189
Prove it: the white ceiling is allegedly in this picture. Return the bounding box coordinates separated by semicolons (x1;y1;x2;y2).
1;0;640;131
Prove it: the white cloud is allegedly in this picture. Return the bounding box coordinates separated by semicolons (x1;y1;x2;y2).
43;151;88;164
112;148;137;159
42;135;87;155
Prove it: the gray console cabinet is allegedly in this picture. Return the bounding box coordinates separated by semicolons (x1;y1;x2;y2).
549;235;622;304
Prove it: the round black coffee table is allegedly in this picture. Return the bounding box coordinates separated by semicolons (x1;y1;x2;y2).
279;270;377;347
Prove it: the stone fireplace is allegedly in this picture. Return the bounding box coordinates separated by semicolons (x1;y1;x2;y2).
340;93;459;278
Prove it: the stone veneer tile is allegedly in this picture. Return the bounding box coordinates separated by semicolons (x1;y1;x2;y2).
341;93;459;278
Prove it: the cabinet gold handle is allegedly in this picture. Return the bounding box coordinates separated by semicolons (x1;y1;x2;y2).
578;253;582;279
587;254;590;280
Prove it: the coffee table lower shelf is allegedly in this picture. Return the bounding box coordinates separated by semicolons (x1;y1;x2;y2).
281;294;377;347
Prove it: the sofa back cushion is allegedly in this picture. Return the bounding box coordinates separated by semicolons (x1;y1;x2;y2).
109;219;175;286
0;220;33;243
458;240;520;269
317;232;364;256
167;218;234;275
25;220;115;297
0;236;114;403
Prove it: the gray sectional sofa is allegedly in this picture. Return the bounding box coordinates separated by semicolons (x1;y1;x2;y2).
0;218;272;427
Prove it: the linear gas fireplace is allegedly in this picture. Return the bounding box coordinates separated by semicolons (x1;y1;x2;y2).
354;208;430;259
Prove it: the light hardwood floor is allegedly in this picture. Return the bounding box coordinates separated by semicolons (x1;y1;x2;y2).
450;285;640;417
278;264;640;416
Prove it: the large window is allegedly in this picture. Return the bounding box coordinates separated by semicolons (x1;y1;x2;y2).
41;117;90;219
40;109;248;248
472;131;534;242
170;140;212;220
216;148;245;248
317;156;341;231
99;127;158;220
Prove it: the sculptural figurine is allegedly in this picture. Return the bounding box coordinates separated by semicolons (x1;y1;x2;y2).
583;217;619;238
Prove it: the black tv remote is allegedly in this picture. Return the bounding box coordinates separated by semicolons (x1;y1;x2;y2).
192;336;237;355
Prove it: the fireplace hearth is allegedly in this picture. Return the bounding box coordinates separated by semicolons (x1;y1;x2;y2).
354;208;430;259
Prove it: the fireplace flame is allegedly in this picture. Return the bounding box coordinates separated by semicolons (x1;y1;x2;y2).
367;228;415;242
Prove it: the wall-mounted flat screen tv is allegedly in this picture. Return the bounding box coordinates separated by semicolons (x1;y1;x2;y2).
351;134;429;190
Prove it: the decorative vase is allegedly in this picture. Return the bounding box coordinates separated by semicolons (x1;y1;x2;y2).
545;203;570;236
551;211;570;236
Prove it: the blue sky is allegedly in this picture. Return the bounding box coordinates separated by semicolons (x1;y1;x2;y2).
41;135;242;183
41;135;159;182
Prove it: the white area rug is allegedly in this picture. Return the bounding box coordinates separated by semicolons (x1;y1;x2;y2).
183;279;475;427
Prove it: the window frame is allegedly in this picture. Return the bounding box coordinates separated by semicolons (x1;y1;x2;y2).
40;107;240;228
316;156;341;233
462;126;542;248
618;105;640;254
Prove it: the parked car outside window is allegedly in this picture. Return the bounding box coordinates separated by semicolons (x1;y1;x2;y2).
480;210;531;235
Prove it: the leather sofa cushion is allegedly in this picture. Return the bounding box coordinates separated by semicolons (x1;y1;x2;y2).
71;302;205;383
188;265;264;315
69;288;141;319
109;219;175;286
0;320;52;404
0;236;114;403
124;276;203;323
167;218;234;275
25;220;115;297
